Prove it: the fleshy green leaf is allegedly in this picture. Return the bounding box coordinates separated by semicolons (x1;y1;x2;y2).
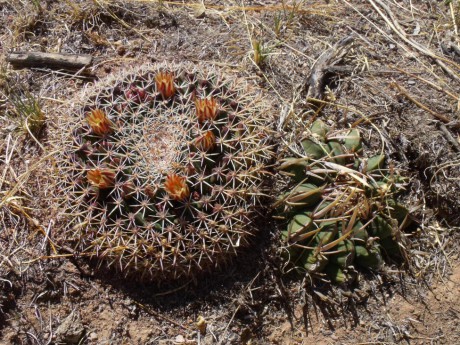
355;245;383;269
328;239;355;268
343;128;362;153
301;139;330;159
366;154;385;172
369;215;393;240
310;119;328;139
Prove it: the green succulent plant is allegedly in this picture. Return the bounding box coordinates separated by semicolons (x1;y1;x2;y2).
51;63;273;281
277;120;409;284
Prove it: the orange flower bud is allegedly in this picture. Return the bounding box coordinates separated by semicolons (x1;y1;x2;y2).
87;168;116;189
164;174;190;201
195;98;218;123
194;130;216;151
86;109;114;136
155;72;176;99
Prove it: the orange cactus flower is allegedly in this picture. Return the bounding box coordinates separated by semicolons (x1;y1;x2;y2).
87;168;116;189
86;109;114;136
155;72;176;99
195;98;219;123
194;130;216;151
164;174;190;201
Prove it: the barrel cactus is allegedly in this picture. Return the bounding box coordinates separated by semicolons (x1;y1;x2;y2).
51;63;273;281
277;120;409;284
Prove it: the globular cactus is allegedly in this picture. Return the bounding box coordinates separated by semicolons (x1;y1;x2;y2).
277;120;409;284
51;63;273;281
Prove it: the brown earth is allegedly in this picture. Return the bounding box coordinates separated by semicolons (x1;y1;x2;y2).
0;1;459;344
275;262;460;345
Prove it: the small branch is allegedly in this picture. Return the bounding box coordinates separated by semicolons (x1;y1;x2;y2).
450;2;458;36
438;123;460;152
7;51;92;71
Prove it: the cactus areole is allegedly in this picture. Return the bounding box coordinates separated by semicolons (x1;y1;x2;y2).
54;63;272;280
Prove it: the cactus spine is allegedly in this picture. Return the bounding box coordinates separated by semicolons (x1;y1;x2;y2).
52;63;273;281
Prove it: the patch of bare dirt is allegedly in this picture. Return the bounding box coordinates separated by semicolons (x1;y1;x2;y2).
383;263;460;344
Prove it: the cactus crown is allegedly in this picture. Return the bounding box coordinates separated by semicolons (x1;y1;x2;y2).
278;120;409;284
52;63;273;281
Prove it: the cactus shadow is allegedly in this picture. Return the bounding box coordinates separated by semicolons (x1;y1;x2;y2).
282;267;409;334
86;218;281;314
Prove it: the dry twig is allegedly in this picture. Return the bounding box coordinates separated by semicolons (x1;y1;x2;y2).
7;52;92;71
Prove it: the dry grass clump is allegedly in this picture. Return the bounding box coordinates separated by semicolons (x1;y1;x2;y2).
0;135;32;319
